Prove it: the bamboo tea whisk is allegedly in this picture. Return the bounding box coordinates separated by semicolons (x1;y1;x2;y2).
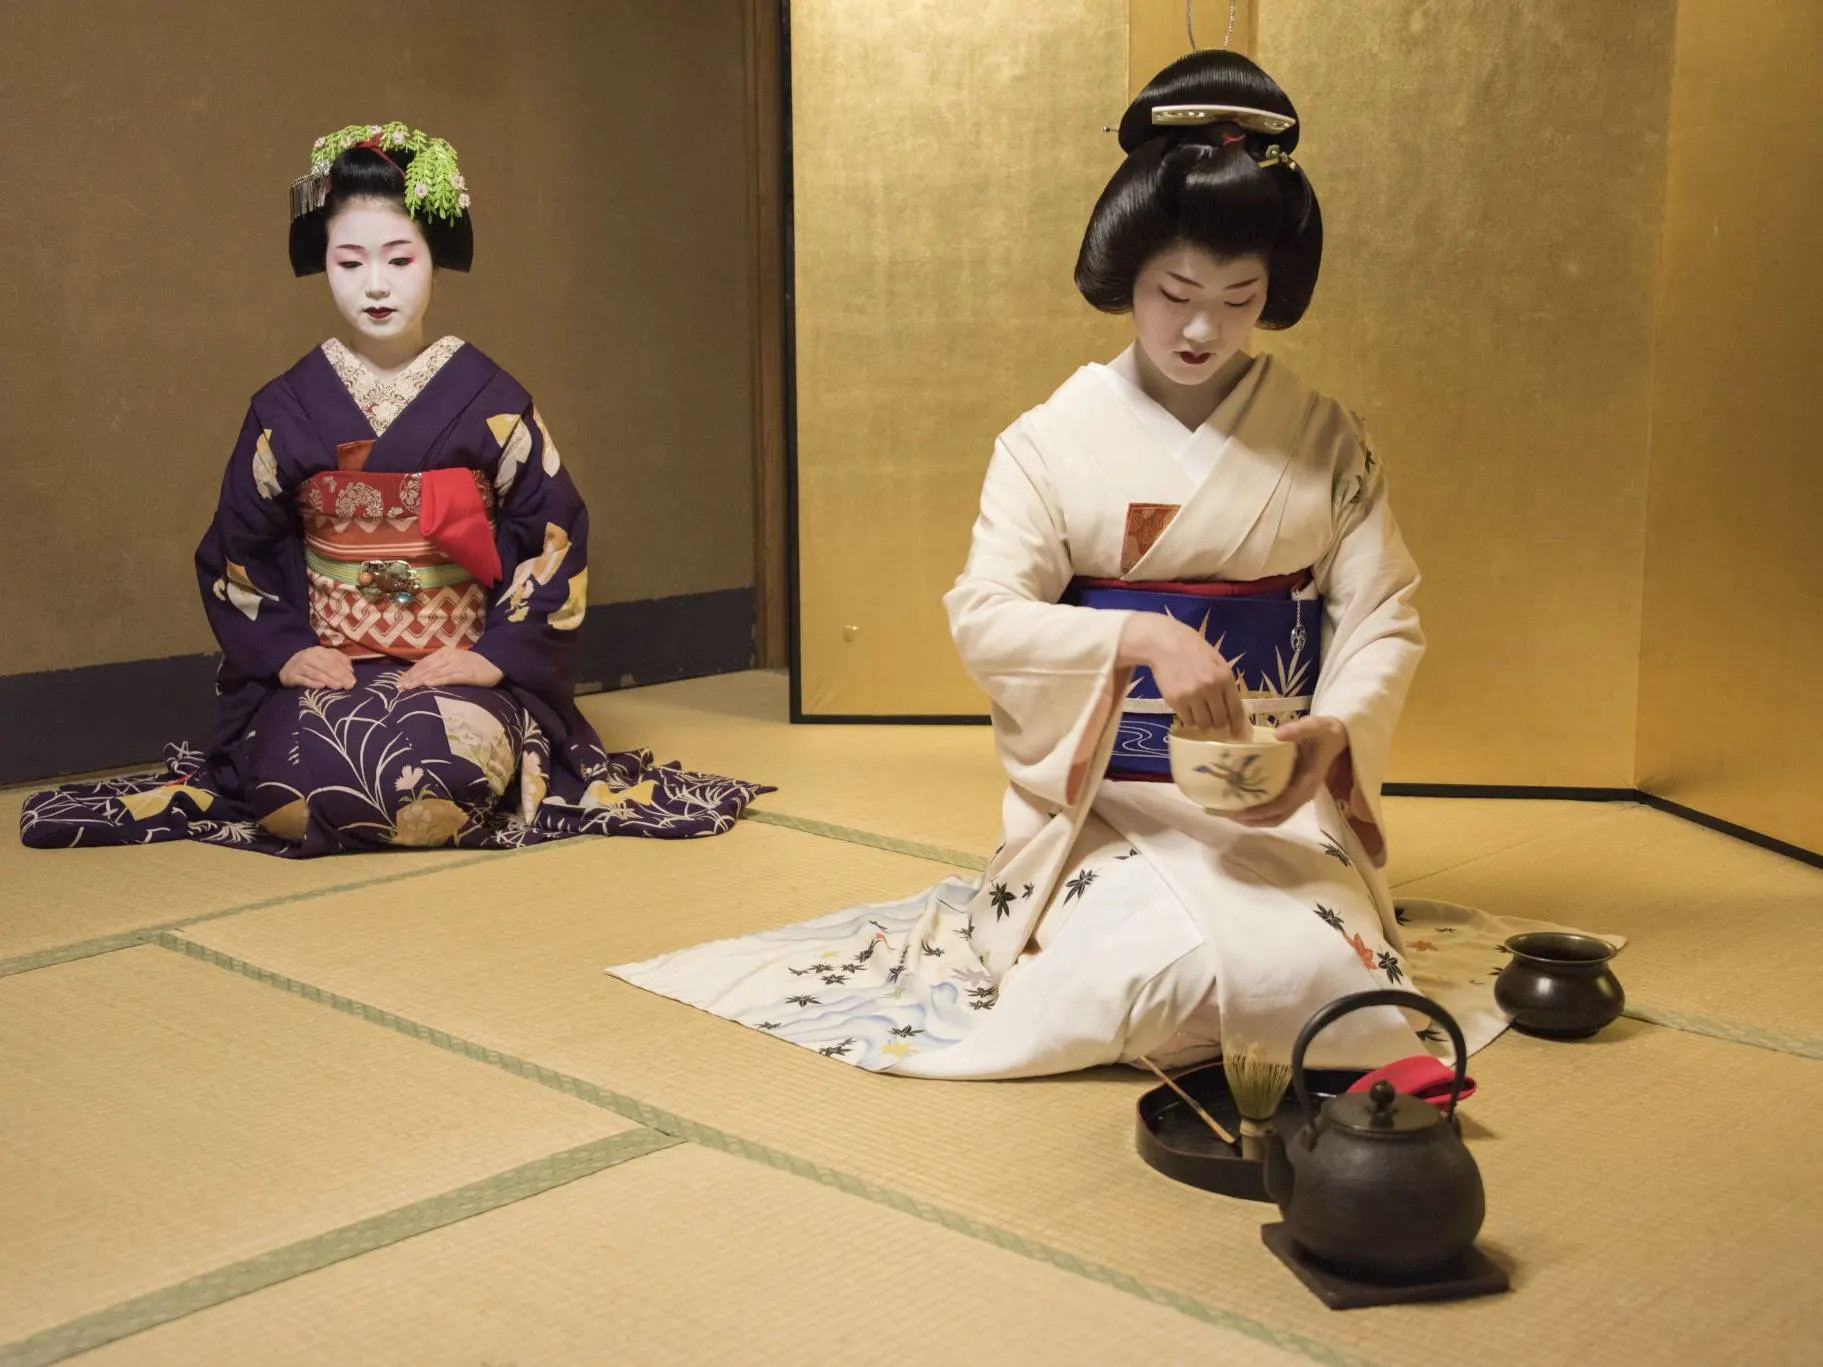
1223;1043;1293;1160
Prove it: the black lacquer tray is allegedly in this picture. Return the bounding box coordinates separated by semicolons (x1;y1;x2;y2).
1136;1062;1367;1202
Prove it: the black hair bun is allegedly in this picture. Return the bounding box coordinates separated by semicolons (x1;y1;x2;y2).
1076;50;1320;328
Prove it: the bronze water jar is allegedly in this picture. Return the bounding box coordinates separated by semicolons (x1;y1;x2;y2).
1494;931;1624;1039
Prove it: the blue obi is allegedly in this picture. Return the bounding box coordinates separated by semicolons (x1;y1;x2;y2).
1065;575;1322;780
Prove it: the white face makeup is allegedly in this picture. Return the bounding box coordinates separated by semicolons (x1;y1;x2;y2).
325;202;434;361
1130;245;1269;386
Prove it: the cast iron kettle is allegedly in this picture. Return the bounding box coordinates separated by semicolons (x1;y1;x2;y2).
1263;990;1485;1280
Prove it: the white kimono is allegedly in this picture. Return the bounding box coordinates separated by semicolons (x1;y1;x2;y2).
612;354;1536;1078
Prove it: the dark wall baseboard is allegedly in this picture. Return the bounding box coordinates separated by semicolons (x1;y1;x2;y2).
1382;781;1821;869
0;587;755;787
1382;782;1639;803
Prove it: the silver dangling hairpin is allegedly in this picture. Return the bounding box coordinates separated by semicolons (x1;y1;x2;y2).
1187;0;1239;51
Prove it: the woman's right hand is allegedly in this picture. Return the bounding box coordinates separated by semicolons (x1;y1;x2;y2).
279;646;357;690
1117;613;1249;738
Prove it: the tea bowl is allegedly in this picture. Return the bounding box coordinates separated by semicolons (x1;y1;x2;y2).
1168;722;1297;813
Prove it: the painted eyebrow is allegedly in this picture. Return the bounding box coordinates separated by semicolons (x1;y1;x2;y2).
1164;270;1264;291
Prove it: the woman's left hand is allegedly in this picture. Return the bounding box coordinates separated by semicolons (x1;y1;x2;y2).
396;647;504;692
1229;716;1351;828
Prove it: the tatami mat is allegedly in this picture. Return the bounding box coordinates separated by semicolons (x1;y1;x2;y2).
72;1143;1315;1367
0;947;632;1347
1400;803;1823;1041
1381;795;1637;888
169;818;1823;1367
8;671;1822;1365
582;671;1009;856
0;792;481;968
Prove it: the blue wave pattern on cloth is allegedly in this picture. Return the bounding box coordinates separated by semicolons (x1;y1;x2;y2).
1065;580;1323;778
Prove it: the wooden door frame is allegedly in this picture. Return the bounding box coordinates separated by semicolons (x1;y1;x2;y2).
746;0;790;670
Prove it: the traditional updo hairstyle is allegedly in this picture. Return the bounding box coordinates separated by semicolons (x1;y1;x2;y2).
289;144;474;277
1075;51;1321;328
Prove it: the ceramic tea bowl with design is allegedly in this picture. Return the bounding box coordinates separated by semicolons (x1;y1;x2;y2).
1168;722;1297;813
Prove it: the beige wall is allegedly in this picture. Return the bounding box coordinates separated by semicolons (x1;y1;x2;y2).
1254;2;1676;786
0;0;755;678
1636;0;1823;850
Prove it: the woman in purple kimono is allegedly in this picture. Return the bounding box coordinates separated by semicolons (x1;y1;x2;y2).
22;123;767;856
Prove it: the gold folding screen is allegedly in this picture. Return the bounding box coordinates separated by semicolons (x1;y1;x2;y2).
790;0;1673;782
790;0;1129;716
789;0;1818;853
1248;2;1676;785
1635;0;1823;852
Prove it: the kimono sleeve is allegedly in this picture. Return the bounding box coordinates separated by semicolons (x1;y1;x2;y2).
942;429;1133;809
194;408;320;682
1310;417;1425;864
473;405;589;698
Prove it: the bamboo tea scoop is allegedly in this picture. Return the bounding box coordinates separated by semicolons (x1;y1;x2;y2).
1137;1055;1236;1146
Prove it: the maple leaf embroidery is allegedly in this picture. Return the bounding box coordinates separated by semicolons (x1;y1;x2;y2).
988;882;1015;920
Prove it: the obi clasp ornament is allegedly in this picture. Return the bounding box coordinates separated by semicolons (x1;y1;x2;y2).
356;559;421;607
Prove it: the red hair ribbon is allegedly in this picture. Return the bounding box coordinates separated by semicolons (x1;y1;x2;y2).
353;135;405;174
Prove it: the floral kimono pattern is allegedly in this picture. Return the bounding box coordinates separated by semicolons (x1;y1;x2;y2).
21;337;767;856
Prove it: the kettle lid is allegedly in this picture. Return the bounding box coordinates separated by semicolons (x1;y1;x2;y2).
1324;1079;1443;1135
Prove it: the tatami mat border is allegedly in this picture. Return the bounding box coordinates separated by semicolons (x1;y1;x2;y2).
0;1129;682;1367
744;808;988;870
1621;1002;1823;1060
0;809;972;983
0;852;506;979
150;932;1382;1367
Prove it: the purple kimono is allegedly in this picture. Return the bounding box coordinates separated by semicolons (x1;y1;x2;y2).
21;337;768;855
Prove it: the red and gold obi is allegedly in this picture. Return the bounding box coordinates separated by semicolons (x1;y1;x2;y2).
299;459;503;662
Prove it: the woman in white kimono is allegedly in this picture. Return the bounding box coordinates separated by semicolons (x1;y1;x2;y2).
613;52;1529;1077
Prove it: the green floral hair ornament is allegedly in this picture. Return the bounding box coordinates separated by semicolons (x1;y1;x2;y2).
289;121;470;225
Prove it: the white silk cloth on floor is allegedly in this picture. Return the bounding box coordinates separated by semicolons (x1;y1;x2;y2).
611;353;1576;1078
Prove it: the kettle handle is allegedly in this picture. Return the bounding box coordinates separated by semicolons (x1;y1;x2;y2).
1291;990;1471;1125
